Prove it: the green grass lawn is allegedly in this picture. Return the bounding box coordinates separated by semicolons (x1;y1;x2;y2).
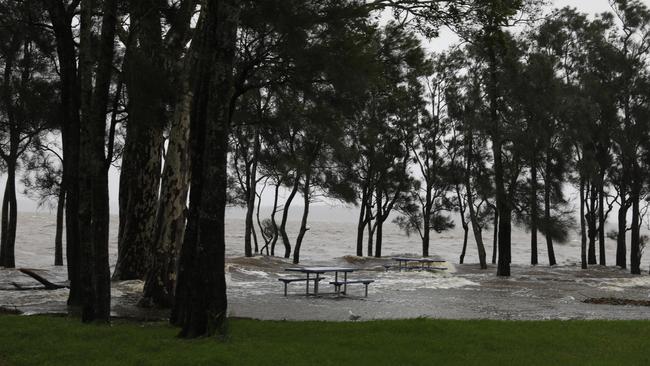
0;315;649;365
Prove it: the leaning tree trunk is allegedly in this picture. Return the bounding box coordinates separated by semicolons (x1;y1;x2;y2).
269;181;281;256
293;173;310;264
467;203;487;269
579;175;587;270
279;176;299;258
172;0;239;338
140;44;195;308
455;185;469;264
0;161;18;268
54;188;66;266
465;134;486;269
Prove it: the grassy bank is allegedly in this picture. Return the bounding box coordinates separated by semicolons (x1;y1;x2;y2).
0;315;649;365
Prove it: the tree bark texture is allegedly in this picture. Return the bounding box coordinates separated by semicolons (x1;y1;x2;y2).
172;0;239;338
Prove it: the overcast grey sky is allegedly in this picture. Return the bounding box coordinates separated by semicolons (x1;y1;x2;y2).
8;0;648;214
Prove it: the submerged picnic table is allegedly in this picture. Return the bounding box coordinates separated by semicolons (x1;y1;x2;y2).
390;257;446;272
284;267;356;296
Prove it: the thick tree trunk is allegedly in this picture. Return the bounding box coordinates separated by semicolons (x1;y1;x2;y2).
530;162;538;266
488;36;510;277
77;0;117;322
579;176;587;270
54;188;65;266
43;1;83;307
279;176;299;258
141;55;194;308
172;0;238;338
293;174;310;264
114;0;165;280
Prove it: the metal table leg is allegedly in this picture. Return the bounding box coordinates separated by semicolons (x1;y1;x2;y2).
343;272;348;295
314;273;320;295
306;272;310;295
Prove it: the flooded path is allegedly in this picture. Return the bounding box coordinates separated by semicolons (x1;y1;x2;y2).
2;256;650;321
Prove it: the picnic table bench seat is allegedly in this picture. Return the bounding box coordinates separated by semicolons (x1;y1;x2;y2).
278;277;326;296
329;279;375;297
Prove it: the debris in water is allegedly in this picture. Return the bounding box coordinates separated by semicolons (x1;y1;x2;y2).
583;297;650;307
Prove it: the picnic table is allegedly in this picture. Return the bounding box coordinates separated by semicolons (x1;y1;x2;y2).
390;257;446;272
284;267;356;296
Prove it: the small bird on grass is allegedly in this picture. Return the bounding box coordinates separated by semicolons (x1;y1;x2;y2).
348;310;361;321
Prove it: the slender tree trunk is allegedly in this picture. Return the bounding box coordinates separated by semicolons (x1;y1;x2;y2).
598;173;606;266
244;132;259;257
293;174;310;264
492;209;498;264
616;190;628;269
630;178;641;275
54;188;66;266
465;133;487;269
0;161;17;268
579;175;587;270
374;188;383;258
587;183;597;265
269;181;281;256
544;151;557;266
172;0;239;338
356;184;368;256
455;185;469;264
459;223;469;264
422;192;431;257
279;176;299;258
367;219;375;257
256;184;270;255
530;162;538;265
468;209;487;269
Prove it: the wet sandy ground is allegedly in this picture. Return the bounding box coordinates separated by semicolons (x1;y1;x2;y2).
2;256;650;321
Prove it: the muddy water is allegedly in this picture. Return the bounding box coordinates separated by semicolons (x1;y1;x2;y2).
1;212;650;320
